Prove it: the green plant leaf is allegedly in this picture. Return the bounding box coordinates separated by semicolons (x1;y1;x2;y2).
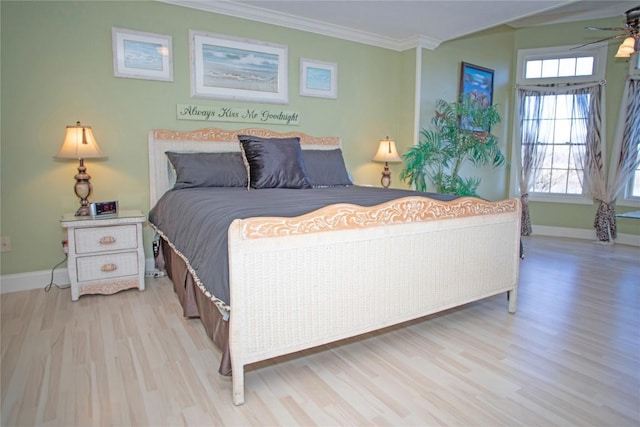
400;96;506;197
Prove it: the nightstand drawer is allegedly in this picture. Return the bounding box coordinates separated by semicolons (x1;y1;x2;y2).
75;225;138;254
76;251;140;282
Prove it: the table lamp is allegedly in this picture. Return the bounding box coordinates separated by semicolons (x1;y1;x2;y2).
55;121;106;216
372;136;402;188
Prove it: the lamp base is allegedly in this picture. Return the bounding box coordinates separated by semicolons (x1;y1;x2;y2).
75;205;91;216
380;163;391;188
73;159;93;216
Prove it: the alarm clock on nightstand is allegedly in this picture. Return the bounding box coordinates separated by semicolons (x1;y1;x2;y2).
89;200;119;217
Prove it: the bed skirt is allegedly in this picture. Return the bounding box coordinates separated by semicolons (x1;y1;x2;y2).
160;239;233;376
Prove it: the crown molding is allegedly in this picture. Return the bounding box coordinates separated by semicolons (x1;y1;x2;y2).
398;35;441;51
155;0;439;51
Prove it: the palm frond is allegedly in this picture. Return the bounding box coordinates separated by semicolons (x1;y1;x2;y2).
400;97;506;196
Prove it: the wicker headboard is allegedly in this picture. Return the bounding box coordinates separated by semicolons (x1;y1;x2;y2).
147;128;342;208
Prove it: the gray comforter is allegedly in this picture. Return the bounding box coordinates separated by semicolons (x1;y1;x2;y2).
148;186;457;308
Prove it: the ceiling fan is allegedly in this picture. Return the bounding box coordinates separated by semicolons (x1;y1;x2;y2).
574;5;639;57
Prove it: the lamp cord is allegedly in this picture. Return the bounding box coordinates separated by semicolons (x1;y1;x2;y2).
44;254;70;292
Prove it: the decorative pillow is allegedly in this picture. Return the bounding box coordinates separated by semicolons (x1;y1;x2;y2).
166;151;248;189
302;149;353;187
237;135;312;189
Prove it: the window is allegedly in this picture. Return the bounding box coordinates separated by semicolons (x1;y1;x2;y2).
624;126;640;202
522;93;588;195
516;44;607;84
524;56;594;79
628;152;640;199
514;44;607;202
624;53;640;204
632;52;640;77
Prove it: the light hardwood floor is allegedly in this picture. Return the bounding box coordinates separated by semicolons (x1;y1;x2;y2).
1;236;639;426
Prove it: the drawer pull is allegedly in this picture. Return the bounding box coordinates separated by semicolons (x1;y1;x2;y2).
101;263;118;272
99;236;116;245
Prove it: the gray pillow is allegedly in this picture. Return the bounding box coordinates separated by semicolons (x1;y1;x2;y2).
302;149;353;187
238;135;312;189
166;151;248;189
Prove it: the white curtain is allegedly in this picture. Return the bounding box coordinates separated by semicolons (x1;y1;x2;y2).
573;83;605;202
516;87;551;235
516;82;603;236
595;77;640;241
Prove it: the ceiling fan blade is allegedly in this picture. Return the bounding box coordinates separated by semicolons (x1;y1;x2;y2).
585;26;628;31
571;34;627;50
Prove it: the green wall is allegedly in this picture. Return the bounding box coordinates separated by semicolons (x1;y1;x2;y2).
1;2;637;278
419;26;515;201
0;0;410;276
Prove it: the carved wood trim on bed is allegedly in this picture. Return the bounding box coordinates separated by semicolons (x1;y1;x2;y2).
239;196;520;239
152;128;340;146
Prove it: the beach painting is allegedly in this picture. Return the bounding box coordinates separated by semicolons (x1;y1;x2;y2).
112;28;173;81
203;45;278;92
123;40;163;71
306;67;331;91
300;58;337;99
191;31;288;104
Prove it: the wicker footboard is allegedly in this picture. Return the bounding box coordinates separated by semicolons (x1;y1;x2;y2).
227;196;521;405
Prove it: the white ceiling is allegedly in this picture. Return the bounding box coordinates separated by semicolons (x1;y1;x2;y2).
159;0;638;50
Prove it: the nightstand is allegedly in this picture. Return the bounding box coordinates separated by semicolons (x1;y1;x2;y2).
60;209;146;301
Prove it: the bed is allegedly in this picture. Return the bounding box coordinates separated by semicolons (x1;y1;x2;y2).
147;127;521;405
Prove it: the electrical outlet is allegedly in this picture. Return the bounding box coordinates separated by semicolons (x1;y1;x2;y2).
1;236;11;252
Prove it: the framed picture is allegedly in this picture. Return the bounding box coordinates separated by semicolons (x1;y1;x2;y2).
190;30;288;104
112;28;173;81
459;62;494;106
459;62;494;131
299;58;337;99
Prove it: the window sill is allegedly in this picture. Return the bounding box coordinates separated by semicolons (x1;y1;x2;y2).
528;193;593;205
618;198;640;208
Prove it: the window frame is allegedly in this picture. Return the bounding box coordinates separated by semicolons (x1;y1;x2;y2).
622;160;640;206
631;51;640;77
516;43;608;85
511;43;608;205
619;52;640;207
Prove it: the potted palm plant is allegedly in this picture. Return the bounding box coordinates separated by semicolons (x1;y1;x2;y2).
400;96;505;196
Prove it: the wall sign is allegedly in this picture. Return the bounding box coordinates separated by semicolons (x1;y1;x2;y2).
177;104;300;126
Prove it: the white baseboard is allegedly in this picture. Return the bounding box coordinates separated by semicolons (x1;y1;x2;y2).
0;268;70;294
0;258;158;295
532;225;640;246
1;229;638;295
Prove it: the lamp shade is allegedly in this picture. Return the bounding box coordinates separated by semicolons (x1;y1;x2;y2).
56;121;105;159
615;36;637;58
372;137;402;163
